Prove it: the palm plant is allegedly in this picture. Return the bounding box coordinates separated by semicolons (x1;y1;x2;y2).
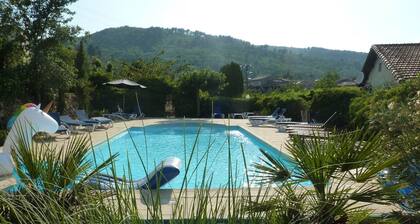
2;124;117;220
251;130;400;223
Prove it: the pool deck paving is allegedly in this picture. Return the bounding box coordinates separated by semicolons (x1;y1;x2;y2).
0;118;399;217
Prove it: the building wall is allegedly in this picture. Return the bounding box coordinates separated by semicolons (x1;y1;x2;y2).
368;59;398;88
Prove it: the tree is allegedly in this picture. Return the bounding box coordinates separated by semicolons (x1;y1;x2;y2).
74;40;92;109
1;0;80;103
176;68;226;117
314;71;340;89
349;77;420;211
220;62;244;97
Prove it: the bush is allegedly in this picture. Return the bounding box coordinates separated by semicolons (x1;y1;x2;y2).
200;96;257;117
349;78;420;211
350;78;420;132
0;129;7;146
137;76;173;117
173;69;225;117
310;87;363;128
255;90;310;121
89;75;173;117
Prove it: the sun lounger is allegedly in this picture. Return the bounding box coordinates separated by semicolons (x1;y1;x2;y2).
248;107;282;119
286;112;337;129
48;112;70;136
288;129;332;139
88;157;181;190
76;110;113;128
249;115;292;126
248;108;290;126
103;112;138;121
60;115;97;132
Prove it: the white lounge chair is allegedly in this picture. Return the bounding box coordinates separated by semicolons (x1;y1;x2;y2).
88;157;181;190
286;112;337;129
249;115;292;126
60;115;97;132
248;107;281;119
248;108;291;126
76;110;113;128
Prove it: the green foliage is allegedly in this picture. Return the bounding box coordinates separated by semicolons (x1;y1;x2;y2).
220;62;244;97
199;96;257;117
174;68;226;117
1;0;80;103
310;86;363;128
255;90;310;120
349;78;420;210
0;129;7;146
74;40;92;110
252;130;400;223
350;78;420;133
137;76;173;116
86;27;366;80
314;71;340;89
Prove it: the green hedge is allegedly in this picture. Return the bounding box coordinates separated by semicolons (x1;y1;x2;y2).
200;96;257;117
90;76;173;117
310;87;363;128
255;91;310;121
137;76;173;117
349;78;420;130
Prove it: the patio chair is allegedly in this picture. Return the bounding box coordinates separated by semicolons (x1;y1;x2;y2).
60;115;97;132
76;110;113;128
103;112;138;121
212;104;225;118
248;107;281;119
48;112;71;137
87;157;181;190
286;112;337;129
103;105;140;121
248;108;291;126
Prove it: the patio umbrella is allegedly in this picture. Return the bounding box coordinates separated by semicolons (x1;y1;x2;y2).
103;79;146;116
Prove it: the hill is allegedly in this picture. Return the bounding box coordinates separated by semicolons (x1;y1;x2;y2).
86;26;367;80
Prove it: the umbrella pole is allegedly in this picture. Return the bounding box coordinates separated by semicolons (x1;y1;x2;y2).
135;91;142;118
135;90;147;170
123;95;125;112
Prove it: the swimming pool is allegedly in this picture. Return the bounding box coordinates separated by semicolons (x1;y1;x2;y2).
89;123;295;189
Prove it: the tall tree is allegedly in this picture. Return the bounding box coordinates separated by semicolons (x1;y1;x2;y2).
74;40;91;109
75;41;89;79
220;62;244;97
176;68;225;117
2;0;80;103
314;71;340;89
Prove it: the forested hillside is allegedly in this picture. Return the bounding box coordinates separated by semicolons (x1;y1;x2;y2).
86;26;367;80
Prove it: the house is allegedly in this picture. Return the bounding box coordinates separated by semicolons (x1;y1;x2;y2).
360;43;420;88
248;75;294;92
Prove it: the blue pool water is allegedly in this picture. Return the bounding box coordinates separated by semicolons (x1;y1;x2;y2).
89;123;295;189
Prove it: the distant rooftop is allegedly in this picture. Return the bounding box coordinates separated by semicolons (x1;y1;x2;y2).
361;43;420;84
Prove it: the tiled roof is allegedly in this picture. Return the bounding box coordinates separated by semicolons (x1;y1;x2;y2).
361;43;420;84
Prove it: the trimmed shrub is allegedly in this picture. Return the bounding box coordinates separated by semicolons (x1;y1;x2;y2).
349;77;420;133
200;96;257;117
255;91;310;121
137;76;173;117
89;75;173;117
310;87;363;128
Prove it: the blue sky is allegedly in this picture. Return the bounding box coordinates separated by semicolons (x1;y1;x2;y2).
69;0;420;52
